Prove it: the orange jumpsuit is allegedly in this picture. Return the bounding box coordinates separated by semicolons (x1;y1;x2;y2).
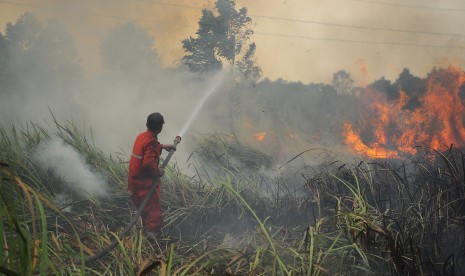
128;130;163;231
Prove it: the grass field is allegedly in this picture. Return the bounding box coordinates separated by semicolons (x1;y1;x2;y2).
1;119;464;275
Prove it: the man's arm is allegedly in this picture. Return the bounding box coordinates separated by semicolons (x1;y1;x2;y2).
161;144;176;152
143;141;164;177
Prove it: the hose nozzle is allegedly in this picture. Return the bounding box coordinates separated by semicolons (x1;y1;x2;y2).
161;136;181;167
173;136;181;149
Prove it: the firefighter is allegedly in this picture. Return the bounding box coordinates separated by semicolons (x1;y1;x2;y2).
128;112;175;237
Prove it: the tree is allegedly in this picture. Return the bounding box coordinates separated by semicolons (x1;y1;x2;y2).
370;77;399;101
332;70;354;95
394;68;426;111
0;13;82;96
182;0;261;80
1;12;42;93
100;22;161;80
33;19;81;79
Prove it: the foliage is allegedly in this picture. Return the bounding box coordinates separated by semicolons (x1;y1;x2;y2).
369;76;399;101
332;70;354;95
1;119;464;274
394;68;426;110
181;0;261;81
193;132;273;172
0;13;82;97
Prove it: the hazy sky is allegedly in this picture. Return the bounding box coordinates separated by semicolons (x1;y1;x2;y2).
1;0;464;85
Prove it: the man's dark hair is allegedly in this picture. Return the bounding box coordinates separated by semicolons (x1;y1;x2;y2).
146;112;164;132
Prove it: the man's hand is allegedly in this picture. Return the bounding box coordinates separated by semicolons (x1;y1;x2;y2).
162;144;176;151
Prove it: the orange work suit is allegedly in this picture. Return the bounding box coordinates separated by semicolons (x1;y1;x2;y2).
128;130;163;231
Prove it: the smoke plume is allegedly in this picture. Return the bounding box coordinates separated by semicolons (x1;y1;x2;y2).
33;139;107;198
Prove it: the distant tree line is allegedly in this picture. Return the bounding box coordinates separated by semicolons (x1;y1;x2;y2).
0;13;82;97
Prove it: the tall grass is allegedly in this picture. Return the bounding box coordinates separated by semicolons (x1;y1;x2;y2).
1;120;464;275
305;148;465;274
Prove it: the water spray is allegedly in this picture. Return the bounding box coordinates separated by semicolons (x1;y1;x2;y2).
76;136;181;265
179;71;225;137
77;72;224;265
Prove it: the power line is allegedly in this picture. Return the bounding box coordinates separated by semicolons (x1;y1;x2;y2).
1;0;464;50
139;0;465;14
255;31;465;50
134;0;465;39
352;0;465;12
251;14;465;39
4;0;463;41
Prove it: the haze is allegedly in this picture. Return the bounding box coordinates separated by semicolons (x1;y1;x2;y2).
1;0;465;167
1;0;464;84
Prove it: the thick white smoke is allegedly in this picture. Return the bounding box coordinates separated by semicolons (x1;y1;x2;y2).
33;138;107;198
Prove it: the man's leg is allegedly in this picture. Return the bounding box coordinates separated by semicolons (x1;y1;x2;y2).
132;186;163;232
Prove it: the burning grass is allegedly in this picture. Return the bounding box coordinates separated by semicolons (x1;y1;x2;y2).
343;66;465;159
1;120;465;275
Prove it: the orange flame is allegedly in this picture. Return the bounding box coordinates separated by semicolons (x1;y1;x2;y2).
343;66;465;158
253;132;266;142
343;123;399;159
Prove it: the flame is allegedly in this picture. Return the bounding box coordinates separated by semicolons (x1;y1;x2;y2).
253;132;266;142
343;123;399;159
343;66;465;158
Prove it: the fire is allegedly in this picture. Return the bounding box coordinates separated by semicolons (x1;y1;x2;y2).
343;123;399;159
253;132;266;142
343;66;465;158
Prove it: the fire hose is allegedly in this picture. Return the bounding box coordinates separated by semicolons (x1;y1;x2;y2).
76;135;181;265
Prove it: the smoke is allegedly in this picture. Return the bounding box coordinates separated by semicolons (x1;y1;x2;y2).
33;138;107;198
1;3;464;178
0;14;229;169
1;0;464;85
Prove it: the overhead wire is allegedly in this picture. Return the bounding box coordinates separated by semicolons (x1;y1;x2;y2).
255;31;465;50
133;0;465;49
133;0;465;38
351;0;465;13
250;14;465;39
134;0;465;41
0;0;464;50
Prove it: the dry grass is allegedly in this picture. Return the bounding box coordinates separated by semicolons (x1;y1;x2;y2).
1;120;464;275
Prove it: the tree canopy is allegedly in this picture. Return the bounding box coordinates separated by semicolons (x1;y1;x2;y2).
0;13;82;96
332;70;354;95
182;0;261;80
